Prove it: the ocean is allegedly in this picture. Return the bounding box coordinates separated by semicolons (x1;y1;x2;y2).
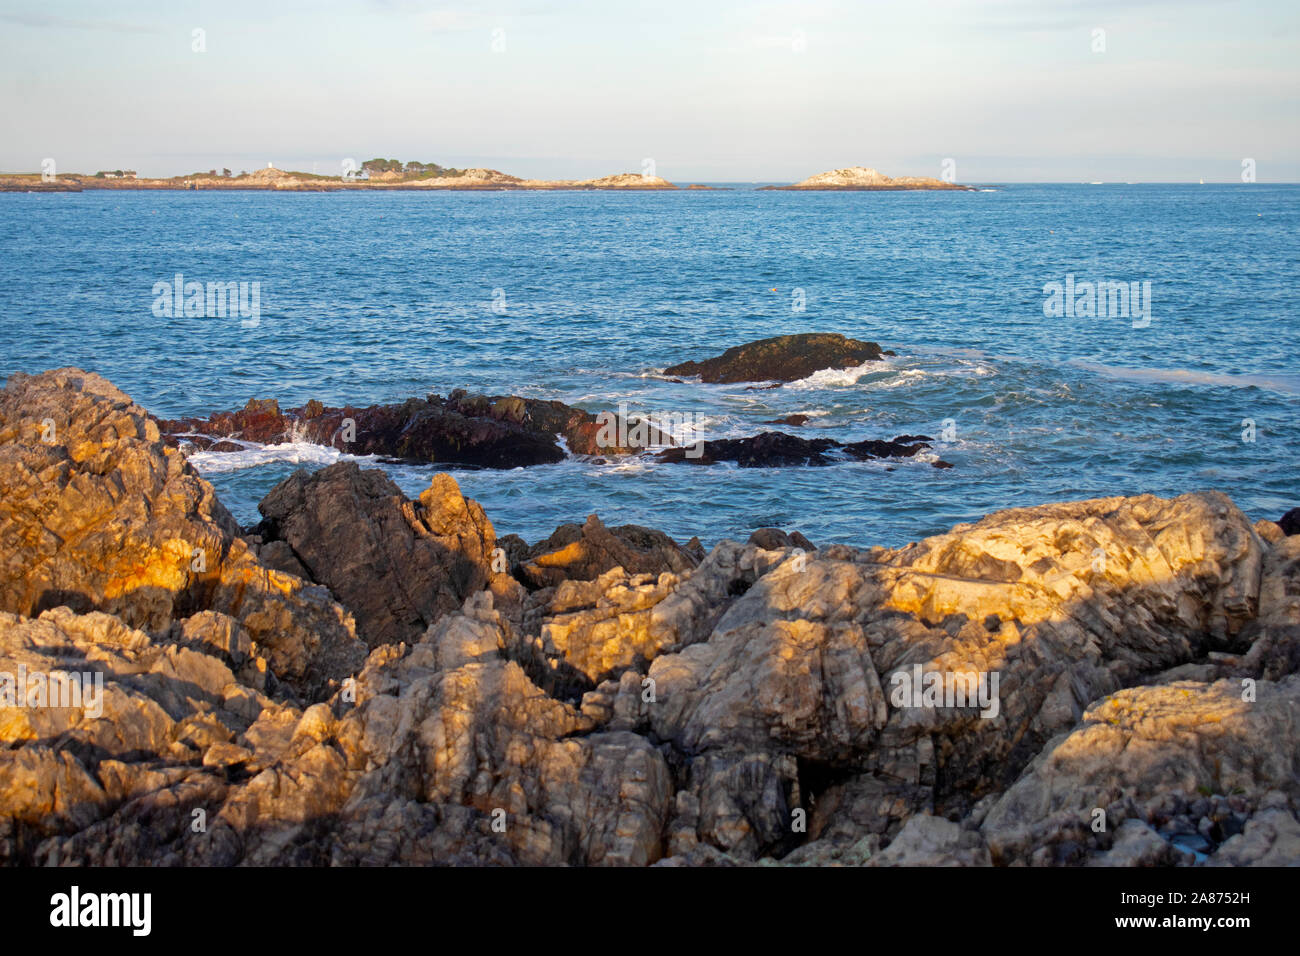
2;183;1296;547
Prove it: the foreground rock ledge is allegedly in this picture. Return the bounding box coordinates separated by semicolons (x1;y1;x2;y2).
1;366;1298;867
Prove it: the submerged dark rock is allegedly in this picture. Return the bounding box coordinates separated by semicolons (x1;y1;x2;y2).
657;431;939;468
664;332;884;384
157;390;671;469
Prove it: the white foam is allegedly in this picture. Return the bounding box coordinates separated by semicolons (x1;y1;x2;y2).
1070;361;1300;395
787;364;882;389
186;440;360;474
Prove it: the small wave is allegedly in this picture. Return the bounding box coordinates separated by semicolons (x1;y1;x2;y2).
187;440;360;473
788;364;883;389
1070;362;1300;395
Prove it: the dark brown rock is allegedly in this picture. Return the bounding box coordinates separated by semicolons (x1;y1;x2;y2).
256;461;499;647
157;390;672;468
657;431;935;468
664;333;884;384
515;514;699;589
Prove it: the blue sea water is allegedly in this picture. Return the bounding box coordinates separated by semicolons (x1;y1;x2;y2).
1;184;1296;547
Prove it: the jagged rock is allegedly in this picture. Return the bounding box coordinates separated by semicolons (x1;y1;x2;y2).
515;514;699;589
256;462;498;647
663;333;884;383
0;369;365;698
4;369;1297;868
645;492;1268;859
1237;534;1300;681
981;678;1300;865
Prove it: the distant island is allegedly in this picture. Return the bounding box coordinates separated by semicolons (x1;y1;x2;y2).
0;159;971;192
761;166;973;191
0;158;687;192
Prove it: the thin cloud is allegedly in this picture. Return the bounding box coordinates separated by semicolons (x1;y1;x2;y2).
0;11;164;35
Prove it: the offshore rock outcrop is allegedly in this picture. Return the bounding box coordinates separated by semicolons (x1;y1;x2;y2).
760;166;974;192
2;368;1298;867
656;430;944;467
157;390;671;468
664;332;885;384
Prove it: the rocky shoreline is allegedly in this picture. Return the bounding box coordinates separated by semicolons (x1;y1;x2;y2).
1;367;1297;867
0;165;976;193
155;334;948;470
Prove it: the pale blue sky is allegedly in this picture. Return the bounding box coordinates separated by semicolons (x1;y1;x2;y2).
2;0;1297;181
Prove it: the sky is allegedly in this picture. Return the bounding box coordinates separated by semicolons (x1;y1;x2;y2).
1;0;1297;182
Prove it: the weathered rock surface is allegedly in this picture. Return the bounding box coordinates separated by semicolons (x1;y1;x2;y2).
255;462;501;647
3;370;1298;867
0;369;364;698
663;333;885;384
981;678;1300;866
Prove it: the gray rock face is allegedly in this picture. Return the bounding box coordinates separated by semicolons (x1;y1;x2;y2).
256;462;499;647
3;369;1298;867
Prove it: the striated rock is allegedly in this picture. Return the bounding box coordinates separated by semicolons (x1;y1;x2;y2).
636;491;1273;859
0;369;365;698
664;332;884;384
981;678;1300;866
256;462;500;648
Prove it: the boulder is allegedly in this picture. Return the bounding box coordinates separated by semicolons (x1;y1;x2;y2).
663;333;884;384
657;431;937;467
256;462;499;647
514;513;699;589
